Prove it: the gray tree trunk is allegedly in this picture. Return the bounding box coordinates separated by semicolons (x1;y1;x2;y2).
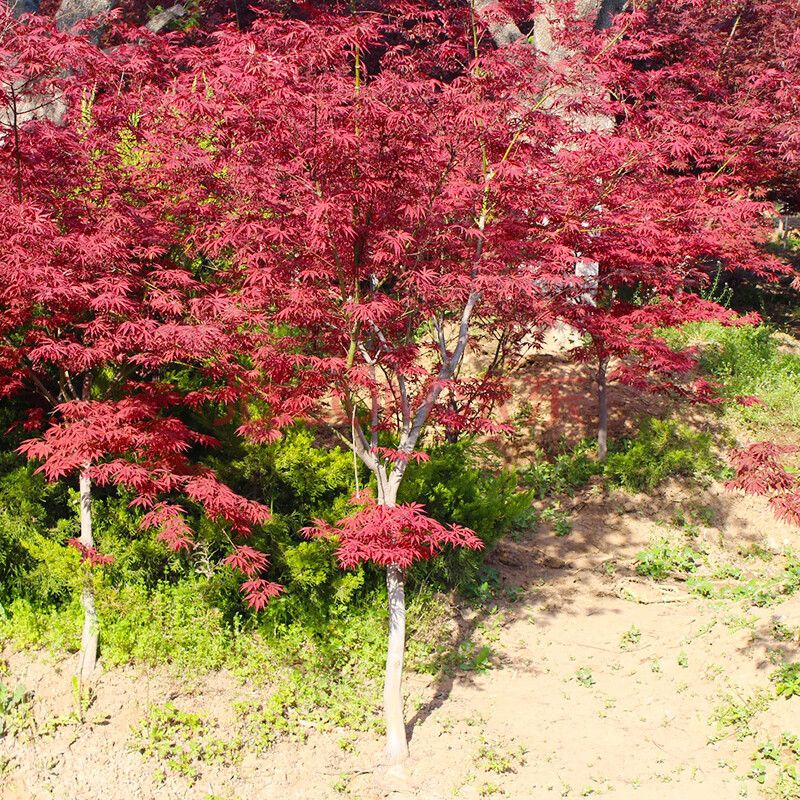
597;357;608;460
76;467;99;682
383;561;409;765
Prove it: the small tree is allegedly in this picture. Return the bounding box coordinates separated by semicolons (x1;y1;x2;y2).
125;8;580;762
0;13;278;680
522;3;787;458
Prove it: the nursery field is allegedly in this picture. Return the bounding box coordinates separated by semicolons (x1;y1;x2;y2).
4;321;800;800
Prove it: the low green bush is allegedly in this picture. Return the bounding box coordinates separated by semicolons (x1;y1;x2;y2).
604;418;718;492
664;321;800;427
398;440;534;590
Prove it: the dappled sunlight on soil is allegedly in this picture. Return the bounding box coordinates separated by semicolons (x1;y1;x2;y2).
4;463;800;800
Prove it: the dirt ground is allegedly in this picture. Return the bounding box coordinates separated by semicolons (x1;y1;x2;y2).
3;469;800;800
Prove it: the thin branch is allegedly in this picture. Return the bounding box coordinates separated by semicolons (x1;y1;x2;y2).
27;370;59;407
59;366;80;401
432;314;449;364
397;373;410;437
369;363;379;451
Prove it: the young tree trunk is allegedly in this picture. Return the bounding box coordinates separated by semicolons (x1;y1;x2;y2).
76;467;99;683
597;357;608;461
383;561;409;765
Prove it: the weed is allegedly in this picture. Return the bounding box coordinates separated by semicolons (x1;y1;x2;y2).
438;714;456;733
749;758;767;784
518;440;602;498
503;585;524;603
723;614;758;633
131;703;240;784
401;440;536;588
713;563;744;580
677;651;689;668
235;675;378;752
338;733;358;753
447;640;494;674
708;554;800;607
575;667;596;687
635;539;704;579
332;773;352;794
687;576;715;597
71;676;94;723
0;755;15;781
542;502;572;537
710;689;772;740
474;736;527;775
464;566;501;605
620;625;642;650
741;543;774;561
771;620;797;642
0;680;33;740
750;734;800;798
671;322;800;428
600;560;617;577
771;664;800;699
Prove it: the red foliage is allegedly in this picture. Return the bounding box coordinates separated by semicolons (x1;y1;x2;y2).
0;11;275;605
66;538;115;567
727;442;800;529
546;0;793;401
302;490;483;569
4;0;799;596
110;2;799;566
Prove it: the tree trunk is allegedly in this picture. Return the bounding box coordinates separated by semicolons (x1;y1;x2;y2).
76;467;99;683
9;0;40;17
597;357;608;461
383;561;409;765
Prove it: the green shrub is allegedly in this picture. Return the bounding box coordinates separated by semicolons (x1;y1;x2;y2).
664;321;800;427
397;440;534;589
0;596;83;653
0;423;518;671
96;581;232;671
519;440;602;498
604;418;717;492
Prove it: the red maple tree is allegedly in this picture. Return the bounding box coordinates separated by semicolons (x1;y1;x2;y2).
6;0;799;762
115;6;582;761
514;1;790;458
0;11;278;680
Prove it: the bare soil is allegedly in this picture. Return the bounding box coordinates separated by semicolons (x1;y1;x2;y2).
3;468;800;800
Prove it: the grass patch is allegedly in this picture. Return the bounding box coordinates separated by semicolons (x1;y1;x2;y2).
635;538;706;580
665;322;800;429
131;703;241;784
604;418;718;493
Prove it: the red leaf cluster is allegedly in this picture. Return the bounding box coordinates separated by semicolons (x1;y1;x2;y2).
727;443;800;529
302;490;483;569
66;537;114;567
1;0;799;603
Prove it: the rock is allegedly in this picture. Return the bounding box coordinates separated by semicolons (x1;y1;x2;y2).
145;4;186;33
